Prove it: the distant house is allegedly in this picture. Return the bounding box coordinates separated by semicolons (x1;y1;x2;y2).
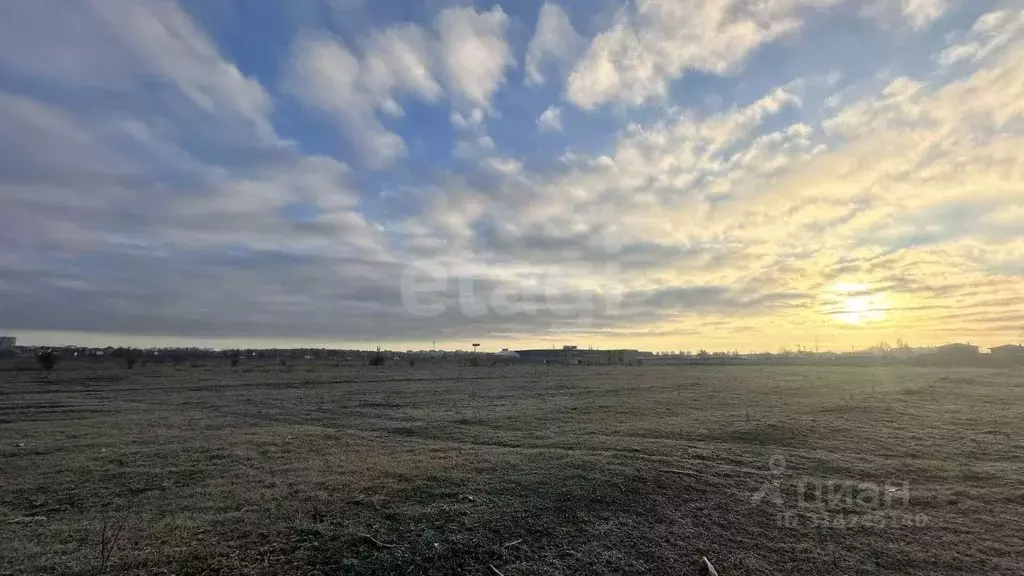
935;343;979;358
990;344;1024;358
0;336;15;350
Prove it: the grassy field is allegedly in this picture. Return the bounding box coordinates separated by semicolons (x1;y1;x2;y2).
2;363;1023;575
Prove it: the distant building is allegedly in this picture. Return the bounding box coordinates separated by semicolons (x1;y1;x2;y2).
0;336;15;350
934;343;979;358
990;344;1024;358
599;349;641;365
515;347;641;365
891;346;935;358
516;349;570;364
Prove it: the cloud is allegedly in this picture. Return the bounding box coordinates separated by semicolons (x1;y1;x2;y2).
901;0;952;28
288;5;515;163
2;1;1022;350
537;106;563;131
452;135;497;160
482;157;524;176
383;6;1024;347
435;6;514;111
450;107;498;160
524;3;584;86
0;2;398;342
451;108;486;130
0;0;275;143
0;1;135;86
0;101;395;340
288;26;444;168
92;0;274;138
938;8;1023;65
0;92;137;187
362;24;444;112
566;0;841;109
288;34;404;167
862;0;953;30
388;85;813;306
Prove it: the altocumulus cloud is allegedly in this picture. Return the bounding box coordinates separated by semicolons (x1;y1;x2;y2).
0;0;1021;350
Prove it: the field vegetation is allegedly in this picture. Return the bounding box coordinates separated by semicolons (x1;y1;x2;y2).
2;362;1022;575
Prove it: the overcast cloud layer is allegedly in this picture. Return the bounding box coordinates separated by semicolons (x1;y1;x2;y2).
1;0;1022;351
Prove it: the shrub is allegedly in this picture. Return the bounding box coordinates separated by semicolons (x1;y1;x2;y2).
368;346;385;366
37;351;57;371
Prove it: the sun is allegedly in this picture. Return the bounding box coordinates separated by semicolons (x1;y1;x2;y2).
826;283;890;325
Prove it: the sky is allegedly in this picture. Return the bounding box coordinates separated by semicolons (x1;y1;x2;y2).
0;0;1022;352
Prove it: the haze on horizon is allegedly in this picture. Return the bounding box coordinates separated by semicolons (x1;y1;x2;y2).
1;0;1022;353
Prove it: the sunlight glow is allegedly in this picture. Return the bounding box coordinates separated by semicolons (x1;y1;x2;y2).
825;283;891;326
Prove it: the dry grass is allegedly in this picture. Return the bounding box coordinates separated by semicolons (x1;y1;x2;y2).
1;363;1023;575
